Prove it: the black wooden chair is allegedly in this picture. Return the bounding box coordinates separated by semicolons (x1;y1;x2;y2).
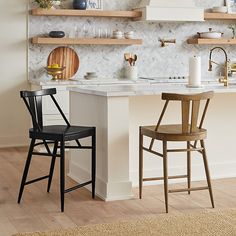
18;88;96;212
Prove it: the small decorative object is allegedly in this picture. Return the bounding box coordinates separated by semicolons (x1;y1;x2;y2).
45;64;66;80
228;25;236;38
124;31;135;39
49;31;65;38
51;0;62;9
34;0;53;8
73;0;87;10
34;0;63;9
86;0;103;10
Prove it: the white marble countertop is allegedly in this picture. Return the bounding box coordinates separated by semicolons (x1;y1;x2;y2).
29;78;150;86
68;82;236;97
29;77;236;97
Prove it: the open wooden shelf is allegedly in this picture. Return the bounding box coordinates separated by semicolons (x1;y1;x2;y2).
31;8;142;18
204;12;236;20
31;37;143;45
187;38;236;45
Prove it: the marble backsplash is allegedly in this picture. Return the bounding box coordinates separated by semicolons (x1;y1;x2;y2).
29;0;236;81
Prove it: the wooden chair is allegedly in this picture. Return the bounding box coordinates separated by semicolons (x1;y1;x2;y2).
139;91;214;213
18;88;96;212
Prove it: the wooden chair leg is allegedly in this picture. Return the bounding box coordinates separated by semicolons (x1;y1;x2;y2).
47;141;58;193
139;128;143;199
200;140;215;208
60;140;65;212
163;141;168;213
18;138;35;204
187;141;191;195
92;130;96;199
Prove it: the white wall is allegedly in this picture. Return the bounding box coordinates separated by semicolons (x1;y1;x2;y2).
0;0;30;147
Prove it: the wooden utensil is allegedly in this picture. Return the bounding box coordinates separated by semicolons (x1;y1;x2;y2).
132;54;137;66
128;57;133;66
47;46;79;80
124;53;131;61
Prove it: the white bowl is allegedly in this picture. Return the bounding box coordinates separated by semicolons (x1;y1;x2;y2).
113;34;124;39
124;34;134;39
124;32;134;39
212;6;228;13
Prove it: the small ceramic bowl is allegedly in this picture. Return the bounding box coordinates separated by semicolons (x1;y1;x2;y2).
49;31;65;38
124;31;135;39
87;72;97;77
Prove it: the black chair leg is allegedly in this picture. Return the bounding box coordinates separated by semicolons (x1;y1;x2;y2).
47;141;58;193
60;140;65;212
92;130;96;199
18;138;35;204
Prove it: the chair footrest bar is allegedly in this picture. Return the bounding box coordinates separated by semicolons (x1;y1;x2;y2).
32;152;60;157
34;141;55;147
169;186;209;193
25;175;50;185
143;175;188;182
167;148;203;153
189;144;203;154
63;146;92;150
64;181;92;194
142;147;163;158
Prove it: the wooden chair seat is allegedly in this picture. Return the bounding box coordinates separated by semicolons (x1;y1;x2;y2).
141;124;207;142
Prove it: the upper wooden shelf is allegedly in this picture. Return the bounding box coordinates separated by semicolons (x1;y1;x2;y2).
31;8;142;18
187;38;236;45
204;12;236;20
31;37;143;45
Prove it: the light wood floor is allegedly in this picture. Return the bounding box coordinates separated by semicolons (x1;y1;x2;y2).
1;147;236;235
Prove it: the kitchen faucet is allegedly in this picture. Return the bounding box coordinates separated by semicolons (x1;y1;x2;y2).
208;47;230;87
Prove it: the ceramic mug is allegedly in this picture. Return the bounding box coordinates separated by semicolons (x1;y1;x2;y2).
125;66;138;80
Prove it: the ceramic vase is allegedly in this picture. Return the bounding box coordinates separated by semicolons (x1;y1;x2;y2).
73;0;87;10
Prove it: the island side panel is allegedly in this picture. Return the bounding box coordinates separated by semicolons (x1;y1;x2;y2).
69;91;132;201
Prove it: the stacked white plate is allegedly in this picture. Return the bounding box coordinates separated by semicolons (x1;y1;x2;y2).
124;31;135;39
113;30;124;39
84;72;98;80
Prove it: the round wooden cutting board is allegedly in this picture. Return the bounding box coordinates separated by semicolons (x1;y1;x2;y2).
47;47;79;80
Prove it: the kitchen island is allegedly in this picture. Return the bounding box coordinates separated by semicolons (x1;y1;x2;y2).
68;82;236;201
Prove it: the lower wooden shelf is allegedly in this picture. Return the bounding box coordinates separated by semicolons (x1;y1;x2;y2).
31;37;143;45
187;38;236;45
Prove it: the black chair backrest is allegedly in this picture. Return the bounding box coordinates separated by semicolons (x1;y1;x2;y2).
20;88;70;131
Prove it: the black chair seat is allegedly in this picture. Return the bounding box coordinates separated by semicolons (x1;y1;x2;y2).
30;125;95;141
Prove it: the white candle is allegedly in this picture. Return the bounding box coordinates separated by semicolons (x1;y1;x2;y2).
189;56;201;87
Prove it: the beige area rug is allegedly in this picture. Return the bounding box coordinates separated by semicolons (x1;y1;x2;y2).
13;209;236;236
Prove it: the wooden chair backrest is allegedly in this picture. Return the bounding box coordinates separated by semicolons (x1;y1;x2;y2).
156;91;214;134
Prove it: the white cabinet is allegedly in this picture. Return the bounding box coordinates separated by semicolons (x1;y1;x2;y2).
31;84;69;125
